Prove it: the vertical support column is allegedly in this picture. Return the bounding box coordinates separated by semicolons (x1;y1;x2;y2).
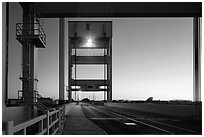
193;17;201;102
74;41;77;101
2;2;8;123
59;18;65;100
5;2;9;104
103;26;106;101
107;38;112;102
74;26;77;101
108;38;112;102
29;37;35;117
22;3;35;120
104;62;106;101
107;40;110;102
68;39;72;102
34;49;38;91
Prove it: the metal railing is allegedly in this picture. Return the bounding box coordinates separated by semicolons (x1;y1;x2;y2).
33;90;43;103
18;90;43;103
18;90;55;112
16;23;46;45
5;106;65;135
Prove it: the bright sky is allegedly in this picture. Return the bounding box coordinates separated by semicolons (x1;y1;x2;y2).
8;3;193;101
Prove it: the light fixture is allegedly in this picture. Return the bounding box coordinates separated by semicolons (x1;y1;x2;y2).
71;86;80;89
86;37;93;47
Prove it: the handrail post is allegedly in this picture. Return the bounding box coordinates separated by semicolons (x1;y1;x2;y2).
23;128;26;135
6;121;14;135
61;105;65;130
46;111;49;135
38;119;43;134
59;106;64;134
58;107;62;132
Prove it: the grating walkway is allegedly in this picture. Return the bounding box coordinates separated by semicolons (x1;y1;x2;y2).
62;104;107;135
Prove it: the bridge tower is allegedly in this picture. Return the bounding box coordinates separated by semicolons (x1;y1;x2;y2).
68;21;112;102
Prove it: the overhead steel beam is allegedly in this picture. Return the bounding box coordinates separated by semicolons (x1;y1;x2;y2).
71;56;109;64
71;79;109;86
34;2;201;18
71;89;107;92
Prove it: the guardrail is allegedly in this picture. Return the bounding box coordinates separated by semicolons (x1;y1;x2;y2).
18;90;44;103
5;105;65;135
16;23;46;45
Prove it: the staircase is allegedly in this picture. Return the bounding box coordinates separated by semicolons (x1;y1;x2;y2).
33;91;54;113
18;90;53;113
34;101;50;113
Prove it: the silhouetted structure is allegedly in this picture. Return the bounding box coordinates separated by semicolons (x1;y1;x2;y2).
68;21;112;102
2;2;201;135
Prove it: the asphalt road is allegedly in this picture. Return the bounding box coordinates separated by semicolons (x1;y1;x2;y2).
81;103;201;135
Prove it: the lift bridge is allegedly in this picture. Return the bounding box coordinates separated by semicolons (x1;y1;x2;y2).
68;22;112;102
2;2;201;135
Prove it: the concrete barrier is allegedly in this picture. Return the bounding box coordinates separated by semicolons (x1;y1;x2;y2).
106;103;201;120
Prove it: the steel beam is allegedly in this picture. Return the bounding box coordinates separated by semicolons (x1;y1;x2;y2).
71;79;109;86
34;2;201;18
193;17;201;102
5;2;9;105
107;38;112;102
71;89;107;92
71;56;109;64
68;39;72;102
59;18;65;100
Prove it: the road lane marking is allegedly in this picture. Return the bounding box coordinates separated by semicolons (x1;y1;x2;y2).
102;109;175;134
107;108;200;134
124;122;137;126
90;106;200;134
